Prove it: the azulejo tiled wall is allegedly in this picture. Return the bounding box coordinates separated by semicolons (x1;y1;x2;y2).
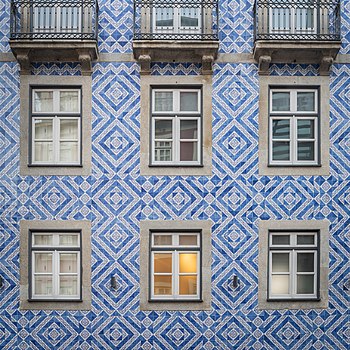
0;0;350;349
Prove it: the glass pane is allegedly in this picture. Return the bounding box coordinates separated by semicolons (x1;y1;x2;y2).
34;142;53;162
35;253;52;273
60;120;79;139
60;142;78;162
155;92;173;111
297;235;315;245
272;253;289;273
60;91;79;112
155;141;172;161
179;253;197;273
60;7;80;32
155;8;173;27
59;234;79;246
179;235;198;246
272;120;290;139
60;253;78;273
297;92;315;111
297;275;314;294
180;92;198;112
297;119;314;139
180;120;198;139
297;142;314;161
180;142;198;161
272;8;290;31
272;92;290;111
154;235;172;246
34;120;53;139
297;253;314;272
33;234;53;246
271;235;290;245
181;8;199;27
179;276;197;295
154;253;172;273
155;120;172;139
296;8;314;31
59;276;78;295
34;91;53;112
272;141;290;161
271;275;289;294
154;275;172;295
34;276;52;295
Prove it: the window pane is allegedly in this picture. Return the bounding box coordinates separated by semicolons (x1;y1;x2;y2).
154;253;172;273
180;92;198;112
60;142;79;162
60;91;79;112
59;276;78;295
271;275;289;294
272;141;290;161
155;141;172;161
33;234;53;246
272;92;290;111
179;235;197;246
180;120;198;139
272;253;289;273
296;8;314;31
154;235;172;246
154;275;172;295
180;142;198;161
34;276;52;295
297;253;314;272
155;8;173;27
297;119;314;139
59;234;79;246
34;91;53;112
297;142;314;161
297;275;314;294
60;120;79;139
181;8;199;27
179;276;197;295
297;92;315;111
34;120;53;139
272;8;290;31
179;253;197;273
60;253;78;273
35;253;52;273
297;235;315;245
155;120;172;139
34;142;53;162
272;120;290;139
271;235;290;245
155;92;173;111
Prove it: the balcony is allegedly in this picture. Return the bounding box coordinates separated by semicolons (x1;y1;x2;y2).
133;0;219;74
10;0;99;75
253;0;341;75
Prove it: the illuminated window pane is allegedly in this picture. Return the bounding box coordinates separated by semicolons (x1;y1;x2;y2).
179;253;197;273
179;276;197;295
271;275;289;294
154;275;172;295
154;254;172;273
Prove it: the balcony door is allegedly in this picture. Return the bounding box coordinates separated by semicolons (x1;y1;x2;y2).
32;6;81;33
153;7;201;34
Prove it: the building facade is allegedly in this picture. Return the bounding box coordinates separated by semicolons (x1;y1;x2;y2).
0;0;349;348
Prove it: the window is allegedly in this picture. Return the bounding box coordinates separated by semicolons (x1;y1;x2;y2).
269;88;318;165
151;88;201;166
151;231;200;301
30;231;81;300
140;220;211;311
268;231;318;300
31;88;81;165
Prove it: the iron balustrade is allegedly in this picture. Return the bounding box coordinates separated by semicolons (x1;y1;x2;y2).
10;0;99;40
254;0;341;41
133;0;219;41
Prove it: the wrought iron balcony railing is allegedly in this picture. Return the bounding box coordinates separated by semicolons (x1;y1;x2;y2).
254;0;341;41
10;0;99;40
133;0;219;41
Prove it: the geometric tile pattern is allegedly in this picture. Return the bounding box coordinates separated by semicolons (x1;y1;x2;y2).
0;1;350;350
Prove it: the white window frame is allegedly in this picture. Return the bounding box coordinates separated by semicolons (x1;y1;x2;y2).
30;231;81;301
269;88;319;166
151;88;201;166
150;231;201;301
31;88;81;166
268;231;318;300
